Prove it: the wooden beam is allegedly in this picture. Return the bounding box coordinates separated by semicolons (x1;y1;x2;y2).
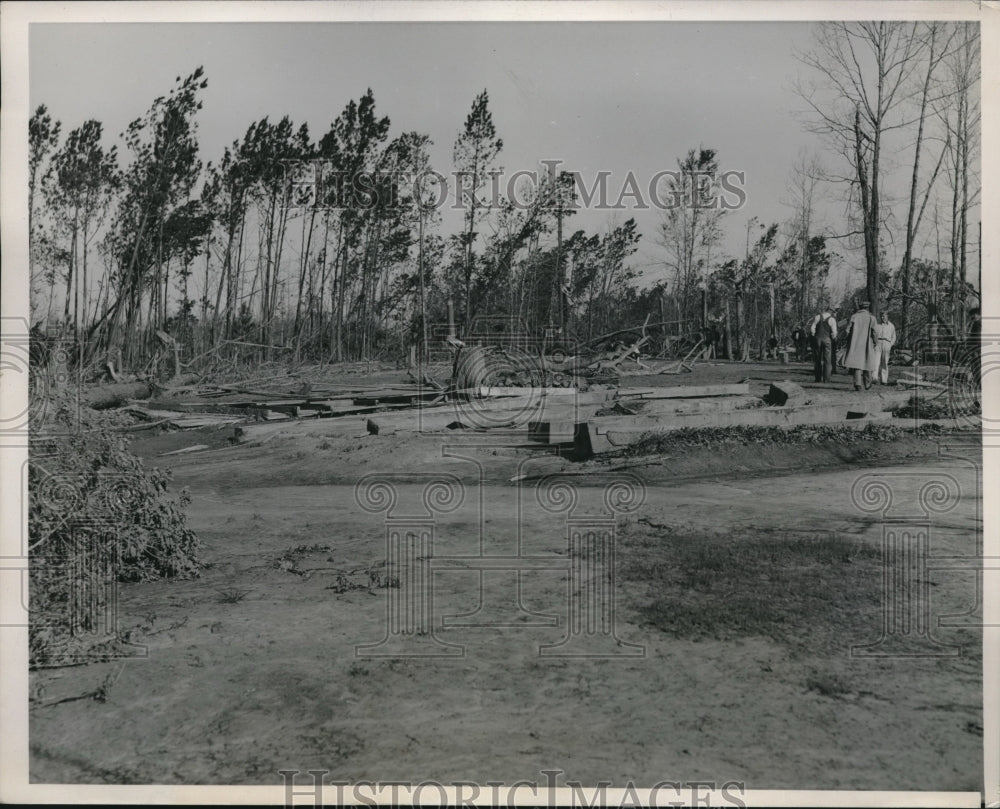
540;404;894;454
617;383;751;400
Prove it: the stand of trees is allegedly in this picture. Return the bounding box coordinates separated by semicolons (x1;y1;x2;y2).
28;22;980;374
30;77;656;371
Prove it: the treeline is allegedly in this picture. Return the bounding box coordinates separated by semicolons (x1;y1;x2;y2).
28;76;647;370
28;21;980;373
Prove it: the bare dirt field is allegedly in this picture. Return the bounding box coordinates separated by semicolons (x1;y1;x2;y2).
28;360;983;791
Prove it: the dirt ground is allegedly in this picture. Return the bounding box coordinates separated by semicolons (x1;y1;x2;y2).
28;359;984;791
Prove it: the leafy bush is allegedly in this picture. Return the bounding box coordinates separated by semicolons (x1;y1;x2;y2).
29;391;199;666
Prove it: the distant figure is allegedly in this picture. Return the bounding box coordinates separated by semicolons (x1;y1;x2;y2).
701;323;719;359
831;308;846;374
845;301;878;391
872;311;896;385
791;324;806;361
767;334;779;360
809;308;837;383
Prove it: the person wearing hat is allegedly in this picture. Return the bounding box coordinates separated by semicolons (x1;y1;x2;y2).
844;300;878;391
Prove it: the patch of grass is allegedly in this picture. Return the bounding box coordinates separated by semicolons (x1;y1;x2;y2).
620;526;883;652
216;587;251;604
326;573;368;594
804;670;853;699
282;543;332;557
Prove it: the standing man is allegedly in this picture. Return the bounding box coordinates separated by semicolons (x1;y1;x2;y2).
872;311;896;385
832;308;847;373
809;307;837;383
845;300;878;391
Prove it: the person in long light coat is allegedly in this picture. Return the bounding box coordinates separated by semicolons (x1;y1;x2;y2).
872;311;896;385
845;301;878;391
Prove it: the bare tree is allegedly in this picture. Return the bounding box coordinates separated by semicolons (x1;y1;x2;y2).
796;21;923;318
940;22;980;335
658;147;726;325
29;106;61;321
899;22;956;346
784;150;825;318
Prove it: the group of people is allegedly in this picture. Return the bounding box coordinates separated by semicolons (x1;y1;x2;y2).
800;302;896;390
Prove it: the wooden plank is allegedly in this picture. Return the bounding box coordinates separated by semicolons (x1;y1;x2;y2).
617;383;751;400
366;411;466;435
455;390;612;411
897;379;948;390
367;399;608;435
125;406;245;428
601;395;762;416
364;389;762;436
597;402;886;431
542;404;893;454
477;386;582;398
586;413;893;454
352;389;443;406
159;444;209;456
234;416;372;444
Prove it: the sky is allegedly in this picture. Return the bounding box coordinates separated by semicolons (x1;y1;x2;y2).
26;19;969;295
